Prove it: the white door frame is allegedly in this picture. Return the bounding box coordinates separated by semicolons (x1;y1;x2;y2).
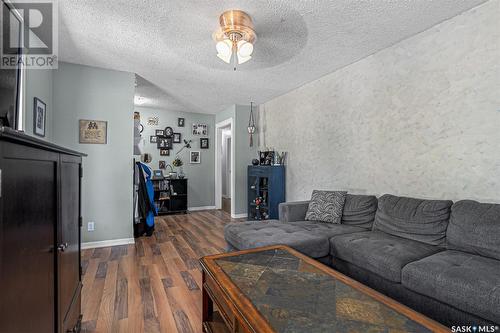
215;118;235;216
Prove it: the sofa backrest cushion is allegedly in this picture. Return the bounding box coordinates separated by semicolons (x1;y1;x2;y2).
341;194;378;229
373;194;452;246
447;200;500;260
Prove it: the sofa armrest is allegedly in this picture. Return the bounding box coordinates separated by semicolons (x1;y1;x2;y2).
279;201;310;222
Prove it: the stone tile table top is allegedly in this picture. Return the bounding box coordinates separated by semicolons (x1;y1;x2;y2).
201;245;449;333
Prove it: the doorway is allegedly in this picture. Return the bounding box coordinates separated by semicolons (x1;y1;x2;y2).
215;118;235;216
221;132;231;213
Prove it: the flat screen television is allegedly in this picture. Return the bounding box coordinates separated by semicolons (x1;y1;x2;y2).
0;0;24;130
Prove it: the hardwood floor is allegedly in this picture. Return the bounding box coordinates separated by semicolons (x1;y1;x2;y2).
80;210;241;333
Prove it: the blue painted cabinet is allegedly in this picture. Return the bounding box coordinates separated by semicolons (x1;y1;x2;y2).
247;165;285;220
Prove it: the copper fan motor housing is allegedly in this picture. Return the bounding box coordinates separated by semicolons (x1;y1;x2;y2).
214;10;256;44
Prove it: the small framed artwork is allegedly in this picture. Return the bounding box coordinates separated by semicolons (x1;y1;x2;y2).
259;150;275;165
164;126;174;137
200;138;209;149
33;97;46;137
159;160;166;169
155;129;165;137
147;116;159;126
190;151;201;164
160;149;170;156
79;119;108;144
192;123;207;136
178;118;185;127
173;133;181;143
157;137;173;149
150;135;157;143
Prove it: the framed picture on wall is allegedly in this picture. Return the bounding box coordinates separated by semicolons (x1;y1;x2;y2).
155;129;165;137
79;119;108;144
157;137;173;149
190;151;201;164
159;160;166;169
178;118;185;127
160;149;170;156
192;123;207;136
150;135;157;143
164;126;174;138
200;138;209;149
173;133;181;143
147;116;159;126
33;97;46;137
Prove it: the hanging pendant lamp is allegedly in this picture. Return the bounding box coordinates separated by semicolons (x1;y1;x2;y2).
248;102;256;147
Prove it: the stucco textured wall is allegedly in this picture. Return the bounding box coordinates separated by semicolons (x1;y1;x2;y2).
261;1;500;203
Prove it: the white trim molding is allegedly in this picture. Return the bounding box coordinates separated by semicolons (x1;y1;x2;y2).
231;213;248;219
188;206;216;211
81;237;135;250
215;118;236;217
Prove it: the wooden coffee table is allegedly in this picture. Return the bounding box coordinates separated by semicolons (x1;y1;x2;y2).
200;245;449;333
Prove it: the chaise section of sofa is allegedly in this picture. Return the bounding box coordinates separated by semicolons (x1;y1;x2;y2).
223;194;378;259
224;220;365;258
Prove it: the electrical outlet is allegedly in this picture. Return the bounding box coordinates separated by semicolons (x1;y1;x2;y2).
87;221;95;232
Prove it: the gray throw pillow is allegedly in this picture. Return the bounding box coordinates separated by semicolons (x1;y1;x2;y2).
305;190;347;223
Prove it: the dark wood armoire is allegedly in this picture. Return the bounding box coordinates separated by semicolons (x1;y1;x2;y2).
0;128;85;333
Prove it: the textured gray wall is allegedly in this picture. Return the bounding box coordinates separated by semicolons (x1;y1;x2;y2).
135;106;215;208
234;105;258;213
261;1;500;203
52;62;135;243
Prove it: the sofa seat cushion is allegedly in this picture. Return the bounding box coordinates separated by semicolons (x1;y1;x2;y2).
330;231;443;282
224;220;364;258
402;250;500;324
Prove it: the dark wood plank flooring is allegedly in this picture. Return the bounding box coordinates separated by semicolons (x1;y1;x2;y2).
80;210;241;333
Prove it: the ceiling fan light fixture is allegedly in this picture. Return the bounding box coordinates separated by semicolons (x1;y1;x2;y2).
237;40;253;57
213;10;256;68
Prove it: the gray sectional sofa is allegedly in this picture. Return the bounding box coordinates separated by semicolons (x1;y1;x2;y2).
224;194;500;327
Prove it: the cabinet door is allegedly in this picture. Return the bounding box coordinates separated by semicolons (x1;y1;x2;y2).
0;142;58;333
58;155;82;333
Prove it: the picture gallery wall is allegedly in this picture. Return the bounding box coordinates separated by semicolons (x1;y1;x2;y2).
134;106;216;208
139;113;211;170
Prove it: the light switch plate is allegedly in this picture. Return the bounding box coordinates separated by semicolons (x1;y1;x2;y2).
87;221;95;232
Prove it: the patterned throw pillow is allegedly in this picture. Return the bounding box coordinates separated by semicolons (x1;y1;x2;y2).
305;190;347;224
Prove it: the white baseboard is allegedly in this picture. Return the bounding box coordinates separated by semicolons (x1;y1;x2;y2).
231;213;248;219
188;206;216;211
81;237;135;250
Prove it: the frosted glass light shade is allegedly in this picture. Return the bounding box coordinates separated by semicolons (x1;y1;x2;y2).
217;52;232;63
216;39;232;57
237;40;253;57
237;54;251;64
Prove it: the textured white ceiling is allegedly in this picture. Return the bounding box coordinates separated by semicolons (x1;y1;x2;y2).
58;0;486;114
